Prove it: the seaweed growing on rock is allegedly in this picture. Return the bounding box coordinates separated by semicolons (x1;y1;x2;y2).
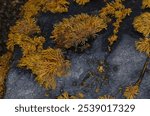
18;48;70;89
128;11;150;97
134;12;150;84
21;0;41;19
98;95;115;99
142;0;150;9
6;0;71;91
7;18;41;52
74;0;90;5
8;34;45;56
51;13;107;49
99;0;132;47
1;0;149;99
42;0;70;13
123;85;139;99
133;12;150;37
57;91;84;99
0;52;12;98
136;38;150;56
8;18;40;36
21;0;70;19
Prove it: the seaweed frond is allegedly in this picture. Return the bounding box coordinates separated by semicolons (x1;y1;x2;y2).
123;85;139;99
21;0;69;19
57;91;84;99
51;13;107;49
74;0;90;5
99;0;132;46
7;33;45;56
108;34;118;46
42;0;70;13
142;0;150;9
57;91;70;99
99;0;132;22
0;52;12;98
136;38;150;56
18;48;70;89
7;18;41;52
133;12;150;37
98;95;115;99
21;0;42;19
97;65;105;73
9;18;40;36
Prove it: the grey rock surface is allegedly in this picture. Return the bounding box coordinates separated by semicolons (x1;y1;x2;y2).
4;68;47;99
106;34;147;98
137;72;150;99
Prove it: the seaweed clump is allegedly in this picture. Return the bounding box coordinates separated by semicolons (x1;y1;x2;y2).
133;12;150;37
99;0;132;46
0;52;12;98
134;12;150;57
74;0;90;5
98;95;115;99
6;18;45;57
142;0;150;9
18;48;70;89
42;0;70;13
8;18;40;36
51;13;107;49
57;91;84;99
136;38;150;56
123;85;139;99
8;34;45;56
21;0;70;19
6;0;71;90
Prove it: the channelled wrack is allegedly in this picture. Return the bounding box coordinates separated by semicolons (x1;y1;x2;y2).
18;48;70;89
51;13;107;49
0;52;12;98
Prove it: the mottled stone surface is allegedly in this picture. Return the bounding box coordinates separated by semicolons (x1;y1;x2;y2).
137;73;150;99
4;68;47;99
106;34;147;98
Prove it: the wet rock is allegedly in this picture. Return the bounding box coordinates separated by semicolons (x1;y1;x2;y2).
4;68;47;99
137;73;150;99
106;34;147;98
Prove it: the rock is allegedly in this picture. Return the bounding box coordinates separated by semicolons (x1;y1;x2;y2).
106;34;147;98
4;68;47;99
137;72;150;99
